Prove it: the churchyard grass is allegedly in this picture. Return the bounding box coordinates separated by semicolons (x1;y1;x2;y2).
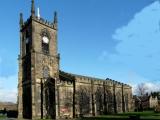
0;115;6;119
80;111;160;120
1;111;160;120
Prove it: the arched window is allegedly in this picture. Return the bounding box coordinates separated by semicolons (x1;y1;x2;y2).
43;66;49;79
26;30;30;53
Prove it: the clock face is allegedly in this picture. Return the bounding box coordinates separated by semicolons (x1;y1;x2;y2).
42;36;49;44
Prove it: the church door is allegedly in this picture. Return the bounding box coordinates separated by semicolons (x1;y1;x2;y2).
44;78;56;119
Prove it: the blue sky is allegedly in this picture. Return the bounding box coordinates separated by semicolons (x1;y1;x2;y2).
0;0;159;102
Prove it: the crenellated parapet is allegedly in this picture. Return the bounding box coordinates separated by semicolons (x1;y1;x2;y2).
20;0;57;31
21;15;56;30
32;16;55;28
60;71;132;90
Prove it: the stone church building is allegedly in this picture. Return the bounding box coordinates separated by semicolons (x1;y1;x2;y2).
18;0;133;119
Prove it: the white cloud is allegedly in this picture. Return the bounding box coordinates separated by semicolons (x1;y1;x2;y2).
0;75;18;103
144;82;160;92
0;89;17;103
125;72;152;94
110;1;160;81
132;82;160;95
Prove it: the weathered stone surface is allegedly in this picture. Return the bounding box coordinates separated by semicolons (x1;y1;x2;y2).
18;1;133;119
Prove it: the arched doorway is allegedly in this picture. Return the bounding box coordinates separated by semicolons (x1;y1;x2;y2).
43;77;56;119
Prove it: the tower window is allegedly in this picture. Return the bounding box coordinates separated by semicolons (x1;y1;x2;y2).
41;29;50;55
42;37;49;54
26;42;29;53
42;36;49;54
25;30;30;54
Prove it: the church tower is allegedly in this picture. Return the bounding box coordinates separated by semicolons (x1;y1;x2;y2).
18;0;59;119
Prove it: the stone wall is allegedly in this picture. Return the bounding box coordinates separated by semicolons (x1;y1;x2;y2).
18;11;133;119
57;72;133;118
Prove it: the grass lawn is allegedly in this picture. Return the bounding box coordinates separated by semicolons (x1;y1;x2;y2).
118;111;160;119
81;111;160;120
0;115;6;119
1;111;159;120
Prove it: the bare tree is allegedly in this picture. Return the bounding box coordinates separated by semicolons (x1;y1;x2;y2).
136;83;148;96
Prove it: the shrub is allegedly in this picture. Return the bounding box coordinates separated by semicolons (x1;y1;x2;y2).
154;105;160;113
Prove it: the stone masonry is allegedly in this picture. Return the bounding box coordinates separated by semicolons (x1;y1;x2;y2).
18;0;133;119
